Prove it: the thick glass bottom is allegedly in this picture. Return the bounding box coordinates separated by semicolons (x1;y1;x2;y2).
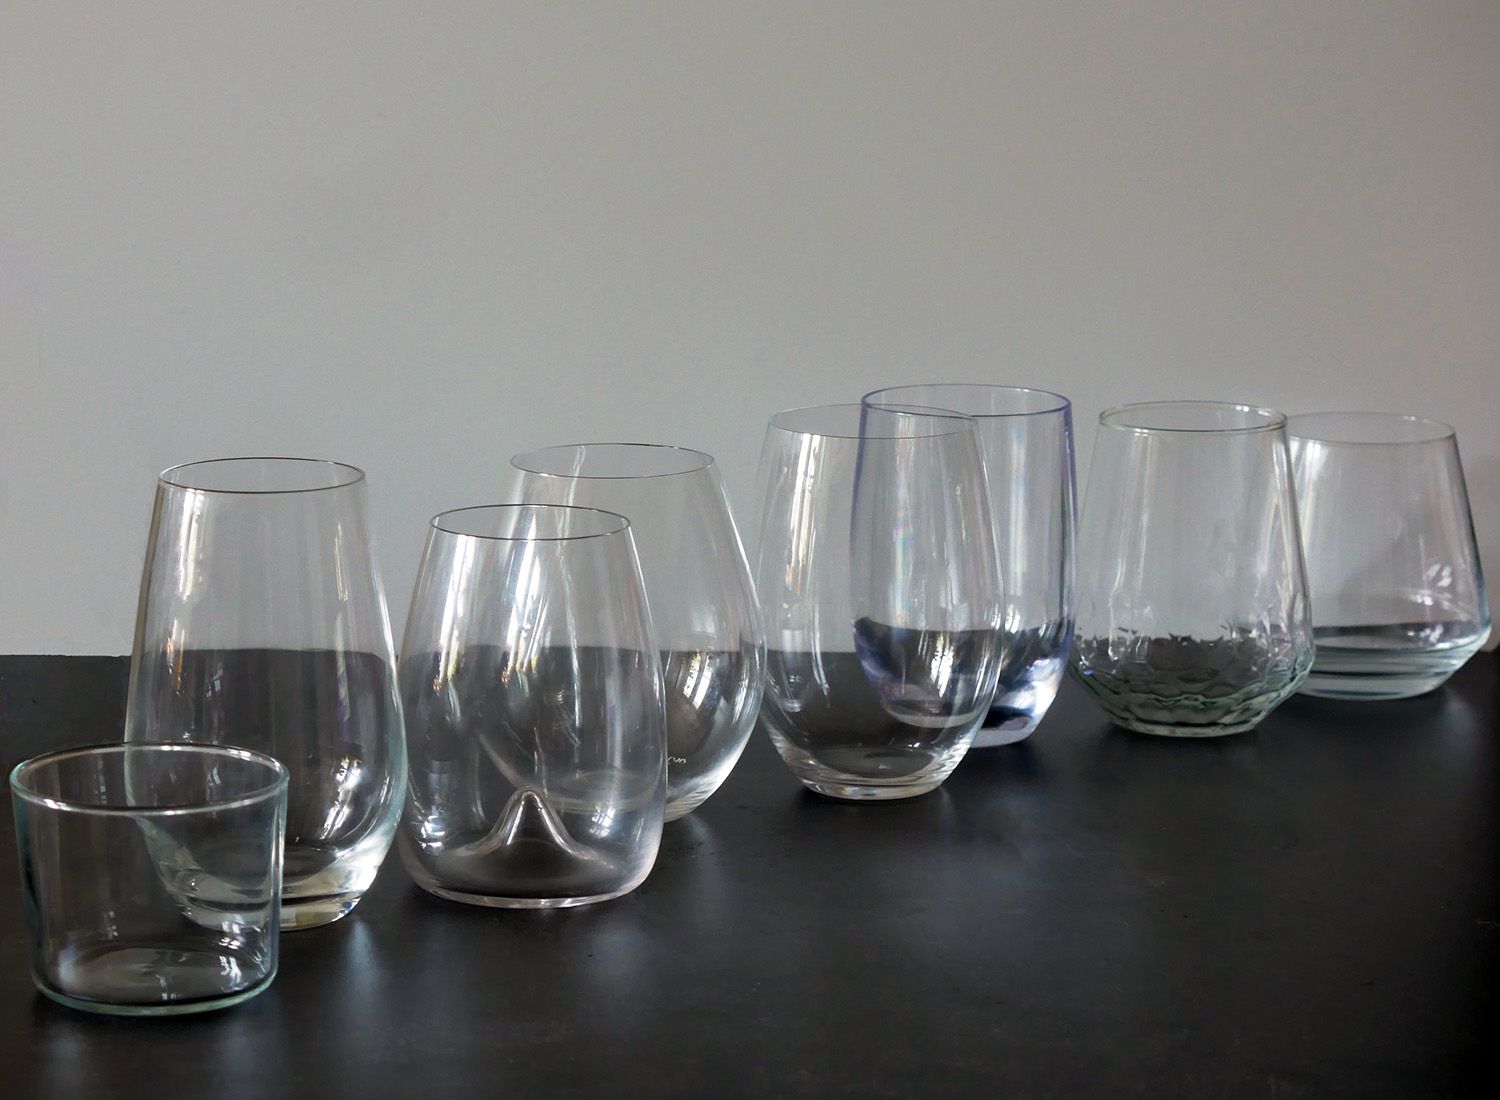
1107;715;1264;738
1299;669;1456;700
770;737;965;801
36;947;275;1016
418;881;641;909
1298;625;1488;700
972;638;1068;748
281;892;363;930
970;718;1039;749
799;777;943;800
1073;634;1311;738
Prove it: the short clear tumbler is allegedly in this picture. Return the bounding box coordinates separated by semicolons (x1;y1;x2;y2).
1289;412;1491;698
1072;402;1314;736
397;505;667;908
10;743;287;1016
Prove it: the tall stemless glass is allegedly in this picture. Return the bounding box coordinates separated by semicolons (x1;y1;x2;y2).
504;444;763;820
125;457;406;929
1072;402;1313;736
863;384;1076;747
1289;412;1491;698
755;404;1003;800
398;505;666;907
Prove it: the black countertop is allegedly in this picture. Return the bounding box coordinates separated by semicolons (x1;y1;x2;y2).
2;654;1497;1098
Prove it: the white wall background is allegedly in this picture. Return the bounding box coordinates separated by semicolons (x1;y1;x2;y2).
2;1;1497;655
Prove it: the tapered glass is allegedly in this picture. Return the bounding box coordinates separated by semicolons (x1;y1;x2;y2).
1072;402;1313;736
1289;412;1491;698
505;444;763;820
863;384;1076;747
755;404;1004;800
125;457;406;929
11;743;287;1016
398;505;667;908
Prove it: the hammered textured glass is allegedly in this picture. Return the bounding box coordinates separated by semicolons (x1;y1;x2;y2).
397;505;667;908
10;743;286;1016
505;444;763;820
1289;412;1491;699
864;384;1076;747
125;458;407;929
755;404;1003;799
1072;402;1313;736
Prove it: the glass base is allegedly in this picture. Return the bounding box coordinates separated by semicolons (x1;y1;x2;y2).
970;720;1039;749
1109;715;1262;737
1297;669;1455;700
766;731;968;802
281;892;362;930
800;777;943;800
418;881;640;909
664;790;713;823
36;962;275;1017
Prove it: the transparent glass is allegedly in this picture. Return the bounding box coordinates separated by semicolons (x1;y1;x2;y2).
1289;412;1491;698
863;384;1076;747
755;404;1004;799
1072;402;1313;736
124;457;407;929
505;444;763;820
397;505;667;908
10;743;287;1016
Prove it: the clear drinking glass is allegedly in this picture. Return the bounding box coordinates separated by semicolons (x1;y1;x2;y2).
397;505;667;908
124;457;407;929
755;404;1004;799
1072;402;1314;735
1289;412;1491;698
10;743;287;1016
504;444;763;820
863;384;1076;747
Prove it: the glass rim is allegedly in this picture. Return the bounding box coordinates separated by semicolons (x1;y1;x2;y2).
768;402;976;440
430;503;633;542
1286;411;1456;446
1099;401;1287;435
159;456;366;495
510;442;717;480
9;742;289;817
862;383;1071;419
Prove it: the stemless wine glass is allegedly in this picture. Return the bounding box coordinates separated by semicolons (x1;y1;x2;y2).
1072;402;1313;736
504;444;763;820
1289;412;1491;698
755;404;1004;799
863;384;1076;747
125;457;407;929
397;505;667;908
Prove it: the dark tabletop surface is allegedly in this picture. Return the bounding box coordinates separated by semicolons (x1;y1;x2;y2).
1;654;1497;1099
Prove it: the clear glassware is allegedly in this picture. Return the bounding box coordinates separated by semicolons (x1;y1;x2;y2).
397;505;667;908
1072;402;1313;736
10;743;287;1016
504;444;763;820
754;404;1004;799
863;384;1076;747
124;457;407;929
1288;412;1491;699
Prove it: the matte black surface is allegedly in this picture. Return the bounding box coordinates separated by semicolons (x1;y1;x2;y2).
2;654;1497;1098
